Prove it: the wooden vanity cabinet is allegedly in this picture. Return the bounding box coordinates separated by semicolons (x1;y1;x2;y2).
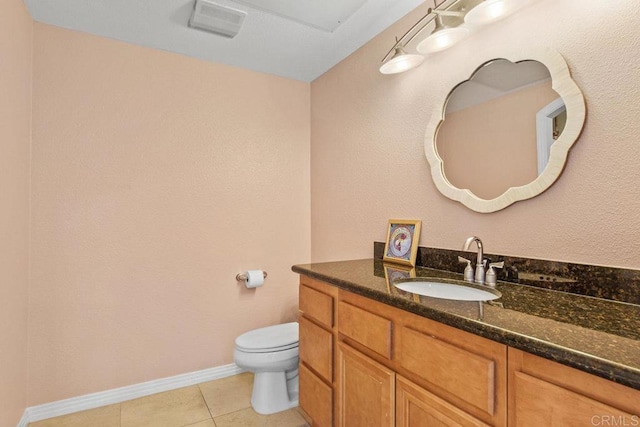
298;275;639;426
298;277;338;427
299;275;506;426
508;348;640;426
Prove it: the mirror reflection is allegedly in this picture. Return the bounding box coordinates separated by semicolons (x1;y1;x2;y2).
435;59;565;200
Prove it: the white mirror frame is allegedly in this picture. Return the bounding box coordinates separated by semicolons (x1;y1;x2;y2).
424;47;586;213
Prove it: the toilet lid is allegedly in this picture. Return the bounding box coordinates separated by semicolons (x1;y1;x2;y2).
235;322;299;353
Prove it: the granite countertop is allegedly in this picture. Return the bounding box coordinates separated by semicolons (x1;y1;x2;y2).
292;259;640;391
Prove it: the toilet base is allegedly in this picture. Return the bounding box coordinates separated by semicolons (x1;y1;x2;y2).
251;369;299;415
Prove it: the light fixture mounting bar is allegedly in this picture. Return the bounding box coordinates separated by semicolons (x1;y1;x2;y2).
379;0;532;75
380;0;468;63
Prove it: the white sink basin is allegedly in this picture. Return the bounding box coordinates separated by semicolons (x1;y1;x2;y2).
394;280;501;301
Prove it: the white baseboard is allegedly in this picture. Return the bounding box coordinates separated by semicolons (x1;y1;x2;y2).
16;411;29;427
22;363;244;424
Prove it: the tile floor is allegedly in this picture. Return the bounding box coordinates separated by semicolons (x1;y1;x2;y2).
29;373;309;427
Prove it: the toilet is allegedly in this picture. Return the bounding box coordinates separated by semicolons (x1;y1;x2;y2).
233;322;299;415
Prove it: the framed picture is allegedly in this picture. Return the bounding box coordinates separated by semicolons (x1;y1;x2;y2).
383;219;421;266
383;262;416;293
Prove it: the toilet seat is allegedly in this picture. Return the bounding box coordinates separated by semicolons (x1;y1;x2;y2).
235;322;298;353
236;342;298;353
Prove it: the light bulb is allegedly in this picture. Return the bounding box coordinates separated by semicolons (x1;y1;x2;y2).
416;27;469;54
465;0;530;26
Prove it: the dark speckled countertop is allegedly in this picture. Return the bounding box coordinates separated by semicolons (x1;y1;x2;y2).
292;259;640;391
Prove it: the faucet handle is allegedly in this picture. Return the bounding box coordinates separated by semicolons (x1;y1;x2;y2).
485;261;504;287
458;256;474;282
488;261;504;269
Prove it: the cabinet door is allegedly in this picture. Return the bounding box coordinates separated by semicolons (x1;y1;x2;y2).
337;343;395;427
396;376;490;427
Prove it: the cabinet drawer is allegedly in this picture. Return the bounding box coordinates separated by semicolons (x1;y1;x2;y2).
397;326;497;416
511;372;637;426
509;348;640;424
300;284;334;328
338;301;392;359
396;375;490;427
299;315;333;382
299;362;333;427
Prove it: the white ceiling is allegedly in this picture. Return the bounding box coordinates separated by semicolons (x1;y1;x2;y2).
24;0;427;82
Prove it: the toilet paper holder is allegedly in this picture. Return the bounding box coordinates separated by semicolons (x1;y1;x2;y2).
236;271;268;282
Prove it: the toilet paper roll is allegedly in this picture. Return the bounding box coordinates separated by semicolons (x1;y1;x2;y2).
245;270;265;288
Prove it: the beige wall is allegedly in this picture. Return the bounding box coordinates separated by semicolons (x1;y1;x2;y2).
0;0;32;425
7;0;640;412
311;0;640;268
29;24;310;405
437;80;558;199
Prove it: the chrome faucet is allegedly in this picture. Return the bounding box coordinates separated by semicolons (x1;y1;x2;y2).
463;236;486;285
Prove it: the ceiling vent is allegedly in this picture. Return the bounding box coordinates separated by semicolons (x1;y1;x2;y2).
189;0;247;38
233;0;367;32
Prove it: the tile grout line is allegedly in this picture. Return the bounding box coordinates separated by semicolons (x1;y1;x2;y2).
197;382;217;423
196;383;216;426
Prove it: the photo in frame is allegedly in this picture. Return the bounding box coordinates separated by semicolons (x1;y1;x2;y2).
383;219;421;267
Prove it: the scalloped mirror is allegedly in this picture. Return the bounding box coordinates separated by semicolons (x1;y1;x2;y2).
425;48;586;213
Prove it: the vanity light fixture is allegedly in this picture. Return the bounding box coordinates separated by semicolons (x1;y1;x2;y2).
379;43;425;75
416;12;469;54
379;0;530;75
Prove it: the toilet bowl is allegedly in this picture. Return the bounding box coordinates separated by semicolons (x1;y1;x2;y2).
233;322;299;415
